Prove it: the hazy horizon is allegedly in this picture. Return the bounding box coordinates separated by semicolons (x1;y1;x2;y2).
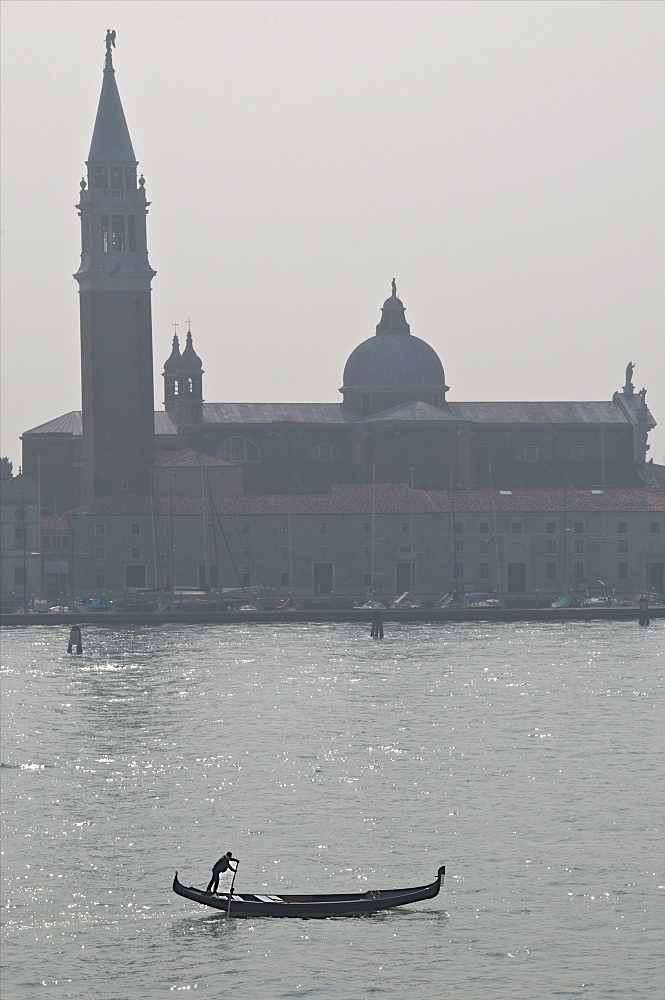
1;0;663;471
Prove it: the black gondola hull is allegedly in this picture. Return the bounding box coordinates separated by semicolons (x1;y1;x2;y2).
173;866;444;918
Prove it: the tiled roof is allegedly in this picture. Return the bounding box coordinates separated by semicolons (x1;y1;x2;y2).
62;486;665;519
154;449;232;468
24;396;651;437
41;515;71;531
202;402;358;424
23;412;83;436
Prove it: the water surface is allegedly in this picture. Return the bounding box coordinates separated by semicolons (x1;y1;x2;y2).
1;621;663;999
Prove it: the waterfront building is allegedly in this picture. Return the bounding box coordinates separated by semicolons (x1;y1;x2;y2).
36;485;664;605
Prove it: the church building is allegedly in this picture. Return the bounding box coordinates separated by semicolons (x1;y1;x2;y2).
13;36;664;604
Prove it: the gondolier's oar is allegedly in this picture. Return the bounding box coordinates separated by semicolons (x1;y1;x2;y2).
226;861;239;918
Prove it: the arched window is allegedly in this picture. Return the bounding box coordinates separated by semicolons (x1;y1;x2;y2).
307;444;343;462
218;437;260;462
515;446;548;462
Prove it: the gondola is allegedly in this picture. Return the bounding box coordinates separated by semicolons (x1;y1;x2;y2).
173;865;445;918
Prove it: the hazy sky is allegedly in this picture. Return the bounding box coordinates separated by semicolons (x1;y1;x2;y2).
2;0;664;469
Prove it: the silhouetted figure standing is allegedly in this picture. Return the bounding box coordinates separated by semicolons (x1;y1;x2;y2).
206;851;239;893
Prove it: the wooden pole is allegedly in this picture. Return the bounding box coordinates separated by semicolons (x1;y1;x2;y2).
226;861;239;918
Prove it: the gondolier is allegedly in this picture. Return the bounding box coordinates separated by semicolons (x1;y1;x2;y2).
206;851;239;893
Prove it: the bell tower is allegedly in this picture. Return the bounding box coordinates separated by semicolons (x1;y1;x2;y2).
75;31;156;502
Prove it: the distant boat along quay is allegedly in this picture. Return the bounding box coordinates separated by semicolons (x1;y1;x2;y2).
1;605;663;626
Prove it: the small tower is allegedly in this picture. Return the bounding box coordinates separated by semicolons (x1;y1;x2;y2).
162;324;204;429
75;32;156;501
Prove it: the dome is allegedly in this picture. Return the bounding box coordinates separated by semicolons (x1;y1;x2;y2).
343;333;445;389
342;283;447;392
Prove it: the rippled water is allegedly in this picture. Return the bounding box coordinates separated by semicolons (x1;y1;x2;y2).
1;622;663;1000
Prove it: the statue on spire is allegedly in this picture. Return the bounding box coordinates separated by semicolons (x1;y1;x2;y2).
105;29;116;55
391;278;397;298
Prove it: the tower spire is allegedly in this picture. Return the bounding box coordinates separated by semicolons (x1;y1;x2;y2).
88;30;135;164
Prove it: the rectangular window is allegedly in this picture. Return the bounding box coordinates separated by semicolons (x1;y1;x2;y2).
363;573;373;587
455;540;464;553
279;523;289;535
401;521;410;533
650;522;661;533
546;562;557;579
363;545;372;558
478;446;491;462
131;547;141;560
280;572;289;588
454;562;464;579
14;566;26;585
15;527;26;547
101;215;109;252
571;445;584;462
574;539;584;554
573;562;584;580
574;522;583;533
399;545;411;554
454;522;463;534
96;574;105;589
110;166;123;189
318;546;328;559
95;523;105;536
512;523;522;534
618;522;627;533
128;215;136;252
479;539;490;553
318;522;328;534
546;522;556;533
42;536;52;550
478;562;490;579
280;545;289;558
131;523;140;535
546;539;557;553
121;481;129;491
618;539;628;553
95;547;105;560
363;522;372;534
241;522;251;535
60;535;71;549
478;522;489;534
111;215;125;252
618;562;628;579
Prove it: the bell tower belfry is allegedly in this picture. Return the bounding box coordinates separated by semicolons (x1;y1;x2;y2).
75;31;156;502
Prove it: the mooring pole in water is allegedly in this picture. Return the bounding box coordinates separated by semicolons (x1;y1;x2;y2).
68;625;83;654
370;609;384;639
638;596;650;626
226;861;239;919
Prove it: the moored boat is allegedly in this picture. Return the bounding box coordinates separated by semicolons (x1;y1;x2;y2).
173;865;445;918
